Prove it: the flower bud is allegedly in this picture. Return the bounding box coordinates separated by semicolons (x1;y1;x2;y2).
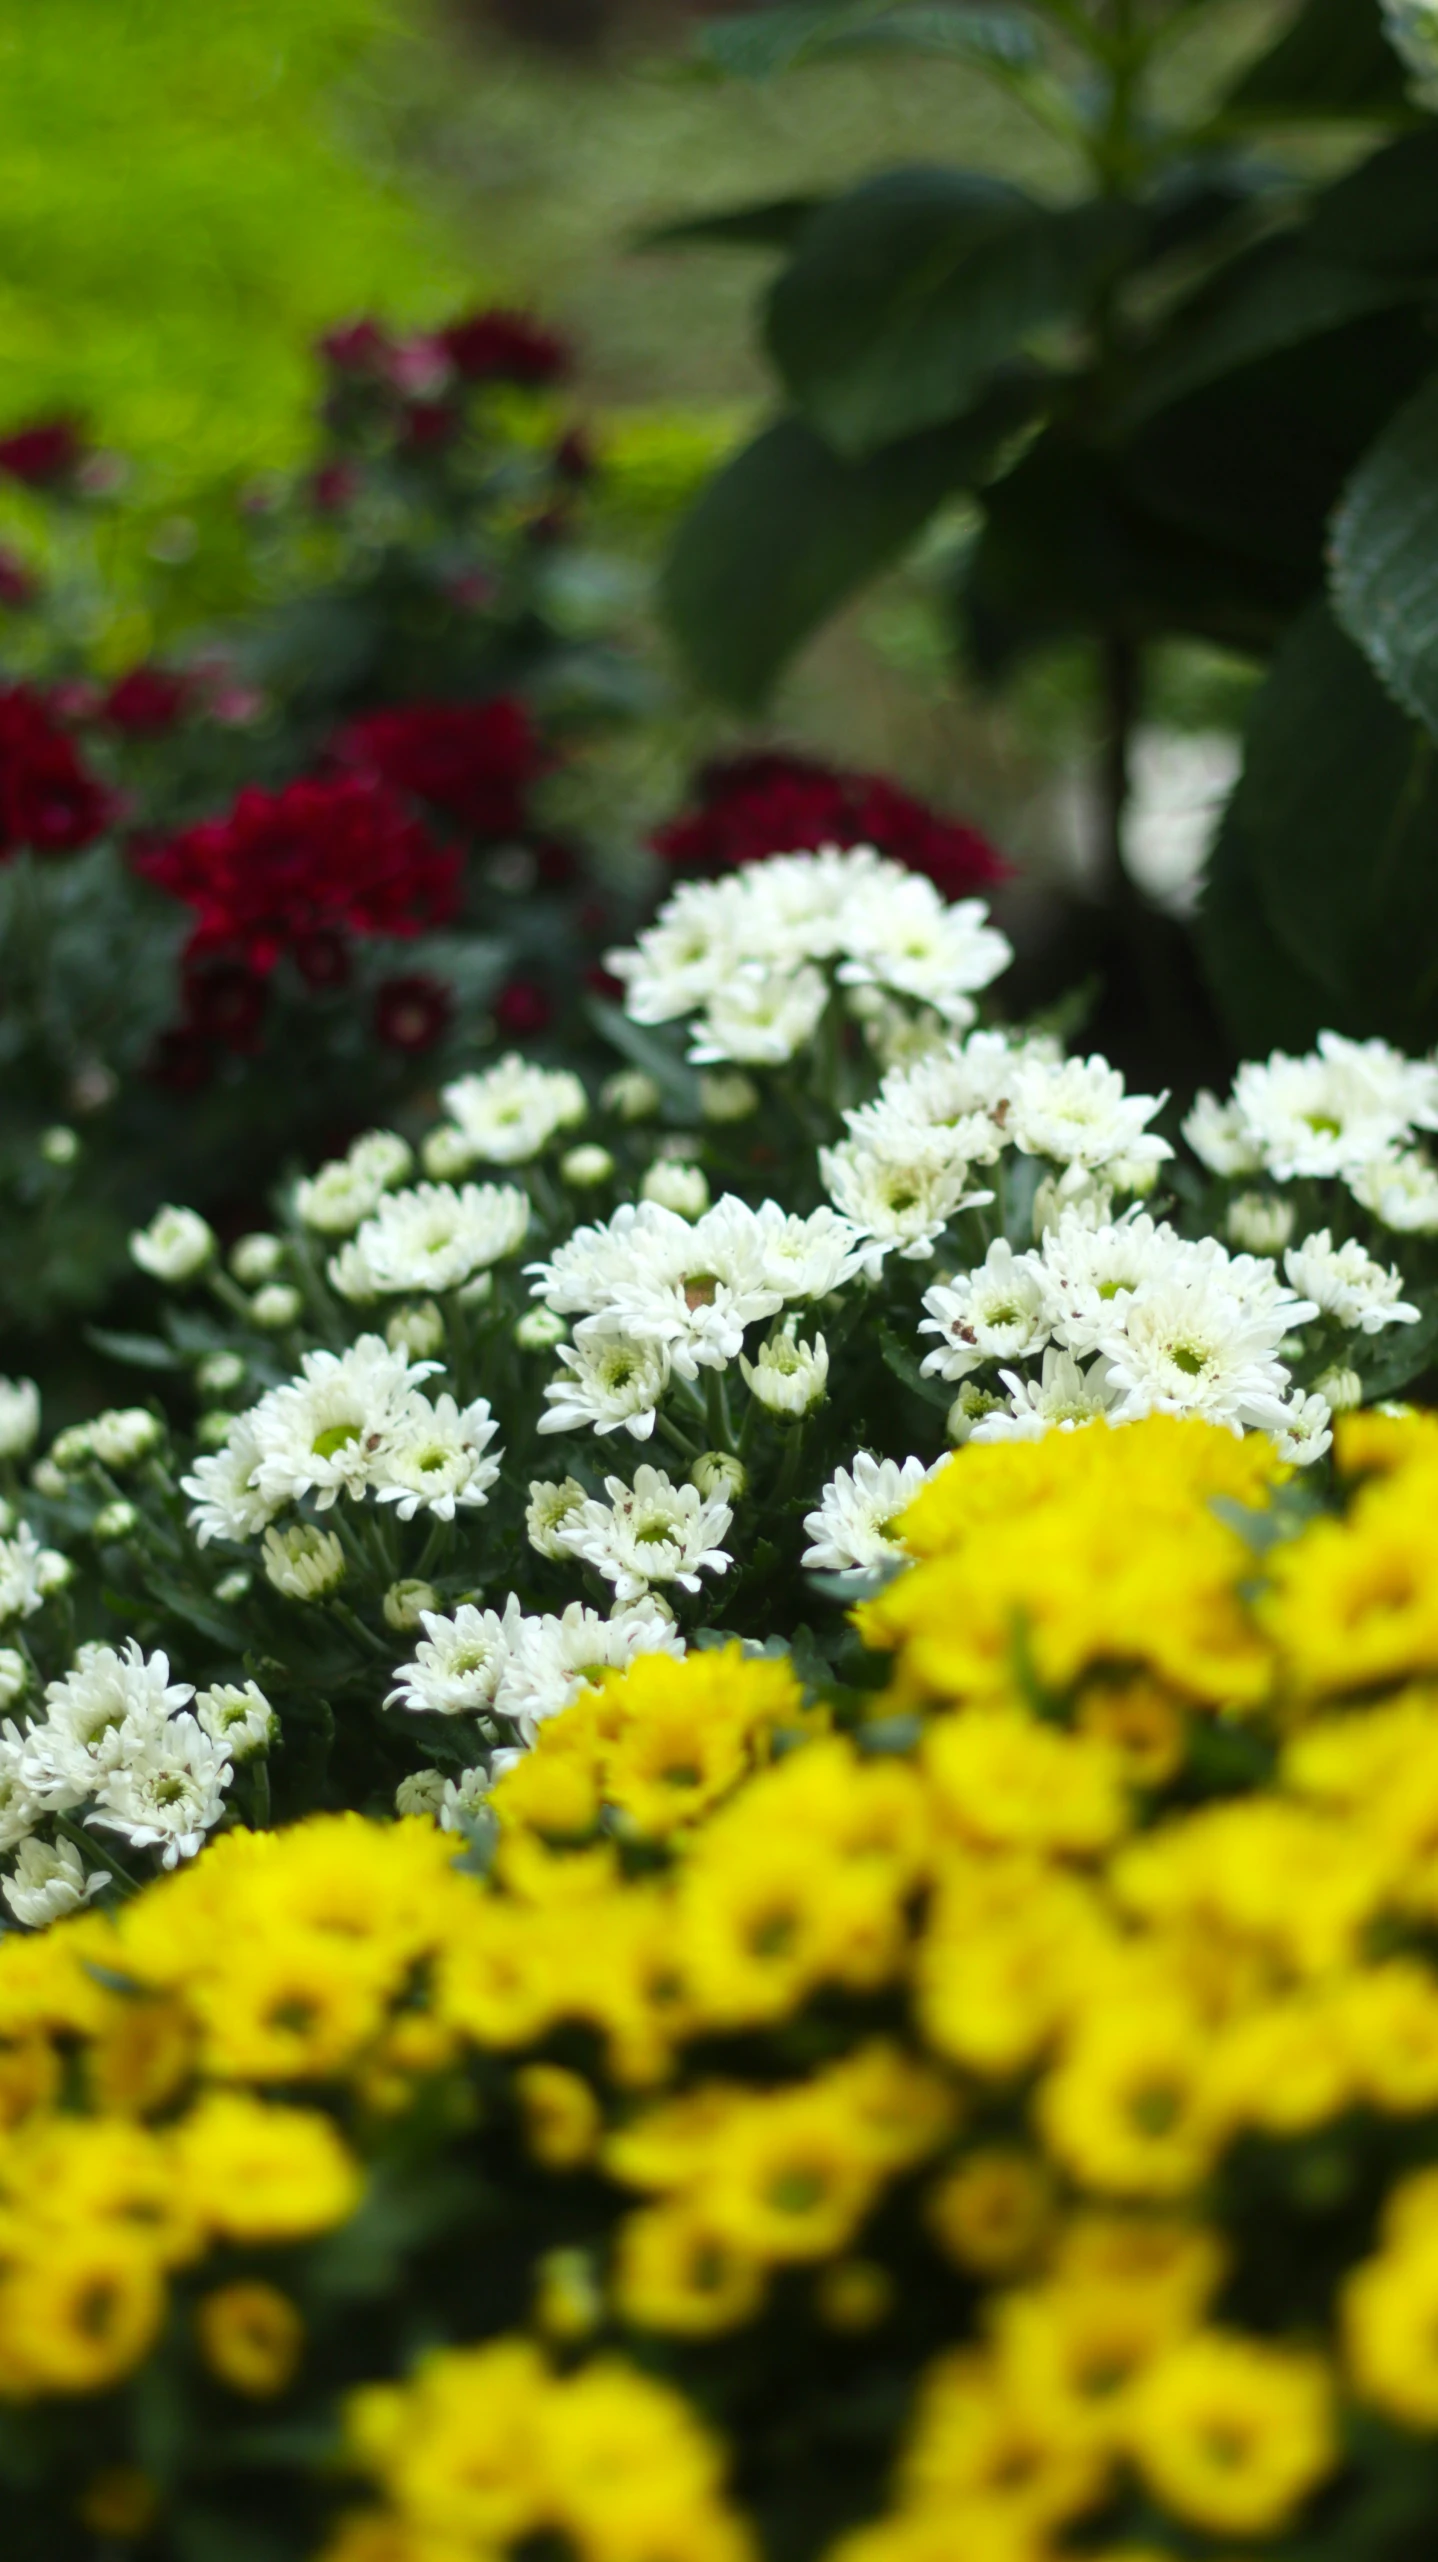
1314;1364;1363;1413
642;1160;709;1218
88;1407;163;1469
739;1329;828;1417
396;1767;448;1819
600;1069;660;1122
515;1306;567;1351
421;1124;474;1181
386;1300;446;1360
0;1377;40;1460
560;1144;615;1189
699;1071;759;1124
197;1410;239;1450
196;1680;276;1761
690;1450;747;1504
526;1477;586;1559
1226;1191;1295;1256
383;1578;442;1633
249;1283;303;1331
49;1425;93;1473
29;1457;67;1499
0;1648;26;1709
262;1523;346;1601
197;1350;246;1397
39;1125;79;1167
948;1383;1006;1444
230;1232;285;1285
129;1204;215;1282
92;1500;139;1543
215;1569;252;1606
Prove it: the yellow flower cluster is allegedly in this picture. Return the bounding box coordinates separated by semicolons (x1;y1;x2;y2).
8;1415;1438;2560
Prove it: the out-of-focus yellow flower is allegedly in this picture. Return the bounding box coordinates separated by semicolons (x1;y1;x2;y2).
1127;2330;1334;2534
197;2280;304;2397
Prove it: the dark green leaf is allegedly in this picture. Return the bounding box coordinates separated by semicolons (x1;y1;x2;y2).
663;390;1035;709
807;4;1041;65
1331;366;1438;738
586;997;703;1118
691;0;1035;79
1222;0;1411;118
1117;239;1419;430
143;1576;247;1648
1309;129;1438;271
878;1320;953;1409
1360;1298;1438;1398
636;196;826;253
1197;800;1351;1055
767;168;1133;453
84;1325;183;1371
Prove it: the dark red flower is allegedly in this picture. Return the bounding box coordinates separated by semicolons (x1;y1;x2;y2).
400;400;460;455
311;460;358;514
0;549;37;609
554;426;596;485
183;960;268;1053
103;665;191;736
653;752;1007;900
318;320;393;377
495;978;552;1038
0;420;82;487
293;929;352;991
440;309;570;387
136;772;460;976
332;698;543;840
0;686;110;858
375;972;454;1053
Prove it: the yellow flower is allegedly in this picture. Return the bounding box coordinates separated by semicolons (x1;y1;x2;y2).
1262;1512;1438;1696
75;2467;158;2540
1126;2330;1334;2535
490;1734;603;1840
189;1929;389;2082
1076;1671;1187;1786
1209;1997;1354;2137
1050;2212;1224;2322
815;2258;894;2333
1338;1961;1438;2112
197;2281;304;2398
897;2346;1109;2533
0;2116;199;2266
925;2149;1054;2278
923;1707;1127;1858
1039;1999;1224;2197
915;1858;1113;2078
174;2091;362;2241
0;2227;165;2396
516;2062;603;2169
1344;2233;1438;2427
533;2246;603;2343
695;2086;889;2264
613;2202;766;2336
678;1829;898;2029
993;2275;1188;2450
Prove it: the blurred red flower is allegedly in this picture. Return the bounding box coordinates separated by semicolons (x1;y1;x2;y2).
333;698;543;840
440;310;570;386
0;420;82;487
374;972;454;1052
653;751;1007;901
495;977;552;1037
0;549;38;609
103;666;191;736
0;686;110;857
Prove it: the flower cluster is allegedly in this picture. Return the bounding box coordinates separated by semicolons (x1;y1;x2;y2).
0;682;110;857
332;697;544;840
653;749;1005;900
1188;1029;1438;1233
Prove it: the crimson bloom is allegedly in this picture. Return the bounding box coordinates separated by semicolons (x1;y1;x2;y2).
0;549;37;609
0;686;110;857
103;666;191;736
653;751;1007;900
440;309;570;386
332;698;542;839
136;773;460;976
374;972;454;1053
0;419;82;487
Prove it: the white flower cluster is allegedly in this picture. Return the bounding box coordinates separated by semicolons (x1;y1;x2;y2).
802;1453;938;1573
528;1196;863;1439
425;1054;588;1175
388;1591;682;1742
529;1464;734;1602
183;1335;502;1543
293;1130;414;1237
0;1642;275;1914
0;1521;72;1626
1186;1032;1438;1233
328;1179;530;1302
607;848;1012;1067
919;1209;1339;1460
820;1032;1173;1266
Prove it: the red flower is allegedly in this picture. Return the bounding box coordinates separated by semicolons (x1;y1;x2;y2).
103;666;191;736
311;460;358;514
318;320;393;377
374;972;454;1052
0;686;110;858
400;400;460;455
136;773;460;975
440;309;570;386
653;752;1007;900
183;960;268;1053
494;977;552;1038
332;699;542;839
0;420;82;487
0;549;37;609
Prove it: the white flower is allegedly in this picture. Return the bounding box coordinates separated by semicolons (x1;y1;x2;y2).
1033;1210;1184;1357
494;1597;684;1741
294;1132;409;1235
0;1721;40;1853
197;1350;247;1398
1008;1053;1171;1177
1226;1035;1436;1182
386;1301;447;1361
370;1394;502;1522
441;1054;587;1165
90;1712;231;1867
1182;1089;1265;1178
3;1837;109;1928
1226;1193;1295;1256
526;1477;588;1560
0;1378;40;1459
969;1349;1118;1442
740;1327;829;1416
837;879;1011;1026
24;1641;194;1811
919;1238;1050;1382
641;1160;710;1218
1272;1389;1334;1468
1313;1364;1364;1413
688;964;831;1066
1032;1171;1114;1239
388;1599;523;1718
250;1284;304;1330
699;1072;758;1123
195;1681;276;1760
261;1524;346;1600
395;1768;448;1819
561;1464;733;1603
801;1452;934;1573
1283;1230;1420;1334
539;1334;671;1441
0;1524;70;1625
421;1124;475;1181
820;1134;992;1267
182;1412;276;1546
753;1203;865;1302
93;1501;139;1543
328;1181;530;1300
531;1197;786;1380
230;1232;285;1285
691;1451;747;1504
1348;1149;1438;1235
0;1650;26;1711
516;1306;568;1352
88;1407;163;1470
1095;1269;1297;1433
439;1767;492;1835
561;1144;616;1189
600;1069;661;1122
129;1204;215;1281
250;1335;439;1512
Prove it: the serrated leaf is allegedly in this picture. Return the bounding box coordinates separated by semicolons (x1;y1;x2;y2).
1331;366;1438;738
663;387;1037;710
84;1325;182;1371
767;168;1132;455
636;196;827;253
1222;0;1410;118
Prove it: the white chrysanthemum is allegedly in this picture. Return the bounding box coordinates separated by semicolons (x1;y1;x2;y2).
90;1712;231;1867
1095;1269;1296;1432
370;1394;502;1522
640;1160;710;1218
494;1597;684;1741
195;1681;276;1761
441;1054;588;1166
0;1721;40;1854
250;1336;438;1511
1034;1210;1188;1357
261;1524;346;1600
919;1238;1051;1382
294;1136;406;1236
1008;1053;1172;1177
0;1653;26;1712
88;1407;164;1470
608;874;739;1022
1348;1148;1438;1234
752;1202;866;1303
1272;1389;1335;1469
970;1348;1119;1442
439;1767;492;1835
0;1377;40;1460
182;1412;275;1546
0;1523;71;1626
740;1327;829;1417
23;1641;194;1812
328;1181;530;1300
1226;1193;1295;1256
539;1334;671;1441
1182;1089;1265;1178
1227;1036;1433;1182
129;1204;215;1281
526;1477;588;1560
562;1464;733;1603
531;1197;786;1380
820;1135;992;1266
1283;1230;1420;1334
388;1598;524;1718
800;1452;934;1573
837;880;1011;1026
688;964;831;1067
2;1835;108;1927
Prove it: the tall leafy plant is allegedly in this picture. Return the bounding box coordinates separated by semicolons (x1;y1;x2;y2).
656;0;1438;1068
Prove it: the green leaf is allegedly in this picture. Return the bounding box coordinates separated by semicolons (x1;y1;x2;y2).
663;390;1035;710
586;997;703;1118
767;168;1133;455
1309;129;1438;272
1331;366;1438;738
1196;801;1340;1055
1232;599;1438;1041
1116;238;1420;430
1360;1298;1438;1399
636;196;827;253
1222;0;1411;118
878;1320;953;1410
805;3;1040;65
691;0;1035;79
83;1325;182;1371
